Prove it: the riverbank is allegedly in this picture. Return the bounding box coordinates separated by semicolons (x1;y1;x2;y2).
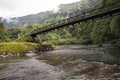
0;42;38;58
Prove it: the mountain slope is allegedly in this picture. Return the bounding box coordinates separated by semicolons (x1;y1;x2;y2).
0;0;100;28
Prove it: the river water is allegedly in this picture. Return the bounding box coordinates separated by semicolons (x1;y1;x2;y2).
0;45;120;80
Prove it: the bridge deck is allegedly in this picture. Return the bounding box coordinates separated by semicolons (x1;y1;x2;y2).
15;1;120;41
30;1;120;37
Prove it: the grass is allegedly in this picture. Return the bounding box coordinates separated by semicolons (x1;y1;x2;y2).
0;42;38;54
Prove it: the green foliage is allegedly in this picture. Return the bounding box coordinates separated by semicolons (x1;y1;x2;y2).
0;42;38;54
110;15;120;37
0;23;10;42
7;0;120;45
16;36;32;42
8;27;21;40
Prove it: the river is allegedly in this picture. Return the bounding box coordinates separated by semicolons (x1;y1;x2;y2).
0;45;120;80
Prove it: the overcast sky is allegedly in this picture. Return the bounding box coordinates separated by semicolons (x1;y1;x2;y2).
0;0;81;18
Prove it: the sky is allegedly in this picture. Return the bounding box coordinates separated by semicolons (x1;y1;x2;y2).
0;0;81;18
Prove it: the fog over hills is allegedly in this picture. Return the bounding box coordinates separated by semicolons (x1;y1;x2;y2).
0;0;100;28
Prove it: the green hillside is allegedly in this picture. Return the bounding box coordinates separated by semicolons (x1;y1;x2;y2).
1;0;99;28
6;0;120;45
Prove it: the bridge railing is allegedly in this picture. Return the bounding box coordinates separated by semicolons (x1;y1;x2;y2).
30;1;120;36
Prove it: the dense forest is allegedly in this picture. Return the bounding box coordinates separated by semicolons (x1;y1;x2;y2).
0;0;120;45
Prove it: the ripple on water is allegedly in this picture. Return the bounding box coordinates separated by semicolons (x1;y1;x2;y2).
0;58;68;80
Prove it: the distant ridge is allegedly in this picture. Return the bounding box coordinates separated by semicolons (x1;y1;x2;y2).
0;0;100;28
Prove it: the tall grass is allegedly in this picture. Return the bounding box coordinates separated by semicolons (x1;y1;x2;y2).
0;42;38;54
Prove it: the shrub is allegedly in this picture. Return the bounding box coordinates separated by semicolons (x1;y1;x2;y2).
0;42;38;54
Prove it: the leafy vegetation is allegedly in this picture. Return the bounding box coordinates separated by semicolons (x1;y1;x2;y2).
0;42;38;54
0;23;10;42
1;0;120;46
0;0;100;28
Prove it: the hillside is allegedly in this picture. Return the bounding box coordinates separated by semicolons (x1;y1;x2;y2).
0;0;100;28
1;0;120;45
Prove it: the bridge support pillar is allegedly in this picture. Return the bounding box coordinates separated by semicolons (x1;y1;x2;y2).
31;35;39;43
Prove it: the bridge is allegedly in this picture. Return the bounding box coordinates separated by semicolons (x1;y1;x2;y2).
17;1;120;42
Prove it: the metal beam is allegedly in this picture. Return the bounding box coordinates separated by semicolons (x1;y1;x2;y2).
31;7;120;36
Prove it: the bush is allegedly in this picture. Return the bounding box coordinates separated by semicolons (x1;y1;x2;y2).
0;42;38;54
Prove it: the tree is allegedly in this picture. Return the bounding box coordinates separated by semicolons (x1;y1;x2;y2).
110;15;120;39
0;23;10;42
